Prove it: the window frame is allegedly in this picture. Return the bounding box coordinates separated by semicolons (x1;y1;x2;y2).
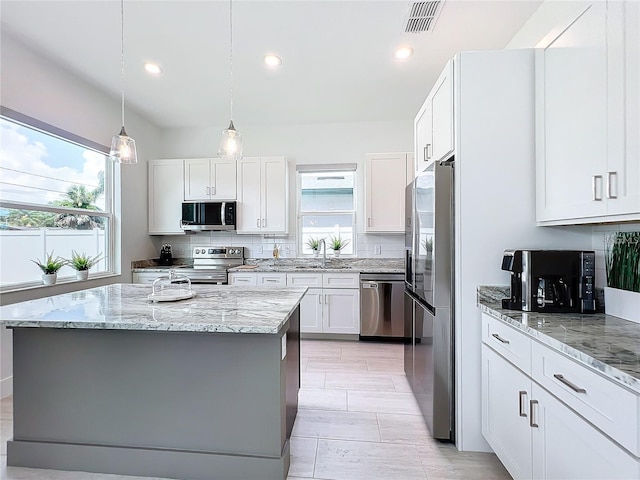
296;167;357;257
0;107;117;292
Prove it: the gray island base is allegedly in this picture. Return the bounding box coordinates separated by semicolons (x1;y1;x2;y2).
0;284;303;480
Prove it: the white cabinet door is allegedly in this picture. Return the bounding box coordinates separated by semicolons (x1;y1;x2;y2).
531;383;639;480
364;153;409;232
183;158;210;201
415;95;433;172
236;157;263;233
261;156;288;233
148;159;185;235
322;288;359;334
481;345;532;480
237;156;288;234
430;59;454;163
211;158;237;200
300;288;323;333
536;2;608;222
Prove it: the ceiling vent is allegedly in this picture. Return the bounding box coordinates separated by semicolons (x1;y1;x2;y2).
404;1;445;33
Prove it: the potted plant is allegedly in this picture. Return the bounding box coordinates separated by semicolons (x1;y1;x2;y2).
305;237;322;257
68;251;104;280
328;235;350;258
32;251;66;285
605;231;640;323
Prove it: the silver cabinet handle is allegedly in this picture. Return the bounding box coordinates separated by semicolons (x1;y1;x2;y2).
423;145;428;161
529;400;539;428
265;278;278;283
426;144;432;160
211;185;216;196
324;295;328;304
553;374;586;393
519;391;527;417
206;186;210;196
592;175;603;201
491;333;510;344
318;295;322;304
262;219;266;227
368;218;372;227
221;202;226;226
606;171;617;199
256;219;260;228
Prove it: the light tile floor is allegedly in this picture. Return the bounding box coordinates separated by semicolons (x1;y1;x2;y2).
0;339;511;480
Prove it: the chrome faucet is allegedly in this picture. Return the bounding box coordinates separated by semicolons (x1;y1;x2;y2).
318;238;327;267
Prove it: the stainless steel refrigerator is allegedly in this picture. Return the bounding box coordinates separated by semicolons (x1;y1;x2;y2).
404;158;454;442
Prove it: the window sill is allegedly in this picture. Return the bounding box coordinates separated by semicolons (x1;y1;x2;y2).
0;272;120;295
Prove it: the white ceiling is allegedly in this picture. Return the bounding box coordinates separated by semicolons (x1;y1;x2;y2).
1;0;542;129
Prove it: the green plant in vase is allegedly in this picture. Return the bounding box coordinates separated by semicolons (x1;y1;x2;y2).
604;231;640;322
328;235;350;257
32;251;66;285
305;237;322;256
68;251;104;280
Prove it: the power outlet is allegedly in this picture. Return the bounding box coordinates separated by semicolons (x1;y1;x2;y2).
374;245;382;255
256;245;264;254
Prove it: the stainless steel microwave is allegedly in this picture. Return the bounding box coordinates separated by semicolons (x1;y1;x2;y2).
180;202;236;231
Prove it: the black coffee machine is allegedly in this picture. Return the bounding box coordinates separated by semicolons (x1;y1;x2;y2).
159;244;173;266
501;250;596;313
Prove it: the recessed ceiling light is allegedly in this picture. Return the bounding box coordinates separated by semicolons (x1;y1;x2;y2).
394;47;413;60
144;63;163;75
264;54;282;67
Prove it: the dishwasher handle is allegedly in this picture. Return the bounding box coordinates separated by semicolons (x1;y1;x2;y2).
361;282;379;289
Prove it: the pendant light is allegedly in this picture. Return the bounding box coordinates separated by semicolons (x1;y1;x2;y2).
109;0;137;164
218;0;243;160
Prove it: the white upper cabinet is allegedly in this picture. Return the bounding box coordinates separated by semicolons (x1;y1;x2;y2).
415;59;454;172
148;159;185;235
364;152;412;232
536;1;640;224
184;158;237;201
236;156;288;234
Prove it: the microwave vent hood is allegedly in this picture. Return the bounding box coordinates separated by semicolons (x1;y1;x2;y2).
181;201;236;231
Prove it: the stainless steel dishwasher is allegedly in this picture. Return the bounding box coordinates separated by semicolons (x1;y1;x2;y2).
360;273;406;340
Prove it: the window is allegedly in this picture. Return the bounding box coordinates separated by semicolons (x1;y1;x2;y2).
298;168;356;256
0;111;115;289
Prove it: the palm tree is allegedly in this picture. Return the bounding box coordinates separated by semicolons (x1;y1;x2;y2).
53;185;103;230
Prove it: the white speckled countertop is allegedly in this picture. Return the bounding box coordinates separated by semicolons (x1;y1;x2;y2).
131;258;404;274
0;284;306;334
478;286;640;394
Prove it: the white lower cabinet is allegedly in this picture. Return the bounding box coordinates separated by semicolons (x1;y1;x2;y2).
228;273;257;286
481;313;640;480
287;273;360;335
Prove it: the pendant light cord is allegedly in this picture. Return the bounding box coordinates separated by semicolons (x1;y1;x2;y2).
120;0;125;128
229;0;233;122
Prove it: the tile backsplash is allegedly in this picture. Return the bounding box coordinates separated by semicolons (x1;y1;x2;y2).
151;232;405;260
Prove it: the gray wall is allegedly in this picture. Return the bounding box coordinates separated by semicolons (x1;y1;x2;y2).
0;33;162;395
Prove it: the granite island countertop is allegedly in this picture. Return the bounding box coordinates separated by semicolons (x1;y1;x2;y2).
0;284;306;335
478;285;640;394
132;257;404;274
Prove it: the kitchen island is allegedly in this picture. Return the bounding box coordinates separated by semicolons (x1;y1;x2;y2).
0;283;304;480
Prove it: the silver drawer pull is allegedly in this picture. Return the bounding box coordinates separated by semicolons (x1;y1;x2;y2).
491;333;510;344
519;390;527;417
553;374;586;393
529;400;539;428
592;175;603;201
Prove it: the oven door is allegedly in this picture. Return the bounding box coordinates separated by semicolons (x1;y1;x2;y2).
182;269;228;284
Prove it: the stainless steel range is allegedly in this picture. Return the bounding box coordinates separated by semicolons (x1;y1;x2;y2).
176;246;244;284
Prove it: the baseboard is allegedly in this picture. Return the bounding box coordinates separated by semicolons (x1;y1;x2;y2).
0;376;12;399
300;333;359;341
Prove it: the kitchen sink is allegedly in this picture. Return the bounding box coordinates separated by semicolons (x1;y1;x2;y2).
294;265;351;270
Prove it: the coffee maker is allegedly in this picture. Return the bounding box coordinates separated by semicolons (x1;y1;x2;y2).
501;250;596;313
159;244;173;266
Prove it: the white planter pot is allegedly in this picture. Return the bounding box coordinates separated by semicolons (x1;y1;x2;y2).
42;273;57;285
313;250;319;257
333;250;340;258
76;270;89;281
604;287;640;324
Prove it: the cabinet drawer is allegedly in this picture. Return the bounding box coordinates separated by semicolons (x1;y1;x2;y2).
323;273;359;289
287;273;323;287
481;313;531;374
228;273;257;286
257;273;286;286
531;340;640;456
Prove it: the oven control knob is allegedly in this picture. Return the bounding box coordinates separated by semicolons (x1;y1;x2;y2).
195;249;200;254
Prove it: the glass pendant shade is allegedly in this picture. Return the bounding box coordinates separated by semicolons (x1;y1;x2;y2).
217;120;243;160
109;126;138;164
